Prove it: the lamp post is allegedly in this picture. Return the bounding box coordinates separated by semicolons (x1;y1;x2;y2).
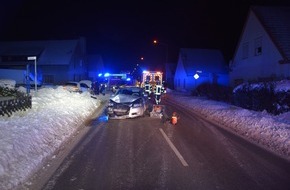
153;40;168;65
27;56;37;92
153;39;169;81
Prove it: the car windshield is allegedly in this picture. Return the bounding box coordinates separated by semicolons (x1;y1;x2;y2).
116;88;141;96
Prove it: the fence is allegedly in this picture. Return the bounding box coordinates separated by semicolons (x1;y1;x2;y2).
0;95;32;117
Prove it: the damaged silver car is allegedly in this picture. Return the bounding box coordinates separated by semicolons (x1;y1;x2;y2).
106;86;149;119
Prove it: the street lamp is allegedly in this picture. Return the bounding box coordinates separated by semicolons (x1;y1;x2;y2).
153;39;168;65
153;39;169;82
27;56;37;92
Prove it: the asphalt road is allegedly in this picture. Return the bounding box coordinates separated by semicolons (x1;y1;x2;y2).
40;98;290;190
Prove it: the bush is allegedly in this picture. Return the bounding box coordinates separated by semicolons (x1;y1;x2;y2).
0;86;32;116
0;86;26;98
193;83;232;103
231;81;290;115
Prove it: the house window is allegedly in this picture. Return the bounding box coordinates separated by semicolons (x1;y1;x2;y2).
254;37;262;56
242;42;249;59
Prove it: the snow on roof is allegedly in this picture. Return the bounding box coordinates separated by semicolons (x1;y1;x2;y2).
0;39;79;65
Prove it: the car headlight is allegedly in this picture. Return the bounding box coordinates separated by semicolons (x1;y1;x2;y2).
108;100;115;107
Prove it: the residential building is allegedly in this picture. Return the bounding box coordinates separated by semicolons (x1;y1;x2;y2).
174;48;229;92
230;6;290;87
0;37;87;85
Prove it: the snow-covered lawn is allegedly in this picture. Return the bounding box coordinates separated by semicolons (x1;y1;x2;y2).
0;86;106;190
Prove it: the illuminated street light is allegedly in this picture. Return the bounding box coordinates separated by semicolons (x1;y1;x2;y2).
153;39;169;80
153;39;168;64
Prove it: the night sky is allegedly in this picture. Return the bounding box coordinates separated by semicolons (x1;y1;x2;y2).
1;0;290;73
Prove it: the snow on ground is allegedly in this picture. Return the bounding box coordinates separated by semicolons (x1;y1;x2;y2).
0;84;290;190
0;86;109;190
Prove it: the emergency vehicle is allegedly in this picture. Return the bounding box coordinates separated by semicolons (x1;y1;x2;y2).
141;70;163;87
141;71;163;96
141;71;166;118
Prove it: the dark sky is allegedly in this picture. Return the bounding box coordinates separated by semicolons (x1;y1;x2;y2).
1;0;290;73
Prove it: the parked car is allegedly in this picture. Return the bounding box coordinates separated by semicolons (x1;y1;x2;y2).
106;86;149;119
79;80;92;93
63;81;81;93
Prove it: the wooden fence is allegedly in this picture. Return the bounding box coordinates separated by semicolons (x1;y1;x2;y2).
0;95;32;117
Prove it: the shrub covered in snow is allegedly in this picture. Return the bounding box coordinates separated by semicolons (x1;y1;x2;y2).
232;80;290;115
193;83;232;102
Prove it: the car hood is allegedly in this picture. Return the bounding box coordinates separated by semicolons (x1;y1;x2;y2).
110;94;139;103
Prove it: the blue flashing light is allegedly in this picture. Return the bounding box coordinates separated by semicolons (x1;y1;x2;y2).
126;78;131;81
98;115;108;122
143;70;149;73
98;73;102;77
104;73;110;77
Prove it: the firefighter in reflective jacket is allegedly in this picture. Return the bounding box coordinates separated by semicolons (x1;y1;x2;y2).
154;81;163;104
144;81;152;99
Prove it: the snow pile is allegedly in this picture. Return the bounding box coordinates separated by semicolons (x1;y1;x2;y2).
0;87;101;190
0;79;16;89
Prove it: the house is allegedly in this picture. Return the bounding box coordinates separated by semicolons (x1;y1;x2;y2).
165;62;176;89
87;54;105;82
174;48;229;92
0;37;88;85
230;6;290;87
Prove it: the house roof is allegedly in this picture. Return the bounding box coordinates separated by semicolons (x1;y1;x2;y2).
179;48;228;76
0;40;79;66
252;6;290;62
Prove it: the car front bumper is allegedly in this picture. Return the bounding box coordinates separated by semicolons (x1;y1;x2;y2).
107;106;144;119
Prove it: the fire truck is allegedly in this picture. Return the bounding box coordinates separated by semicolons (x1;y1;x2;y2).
141;71;166;118
141;71;162;97
141;70;163;87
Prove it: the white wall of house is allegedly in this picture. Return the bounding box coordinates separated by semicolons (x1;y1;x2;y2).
230;11;290;86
